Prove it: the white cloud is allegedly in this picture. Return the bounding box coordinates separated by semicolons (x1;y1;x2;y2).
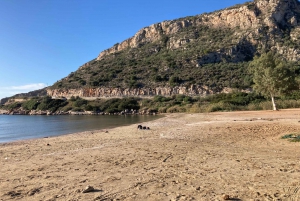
0;83;47;99
9;83;47;90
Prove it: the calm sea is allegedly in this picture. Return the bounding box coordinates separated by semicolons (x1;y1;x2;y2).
0;115;161;143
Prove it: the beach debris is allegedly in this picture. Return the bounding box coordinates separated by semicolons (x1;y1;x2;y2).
46;143;50;146
105;130;109;133
27;187;41;196
163;154;173;162
82;185;95;193
222;194;230;200
5;191;21;197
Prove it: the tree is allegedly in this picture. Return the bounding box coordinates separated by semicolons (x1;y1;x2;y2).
249;52;298;110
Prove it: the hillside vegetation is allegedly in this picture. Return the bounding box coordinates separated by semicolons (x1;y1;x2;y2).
49;0;300;94
3;91;300;115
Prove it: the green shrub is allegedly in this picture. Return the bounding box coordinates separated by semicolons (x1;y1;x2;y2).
281;134;300;142
153;95;171;102
73;98;88;107
69;96;77;101
37;96;68;112
63;106;73;112
246;103;262;111
167;105;187;113
7;102;22;110
85;104;93;111
72;107;83;112
22;99;40;110
206;104;224;112
158;107;167;113
281;134;294;139
257;101;273;110
290;136;300;142
276;100;300;109
99;98;140;113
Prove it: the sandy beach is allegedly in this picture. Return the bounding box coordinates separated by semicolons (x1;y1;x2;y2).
1;110;300;201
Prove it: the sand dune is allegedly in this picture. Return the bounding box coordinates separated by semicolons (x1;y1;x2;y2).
1;110;300;200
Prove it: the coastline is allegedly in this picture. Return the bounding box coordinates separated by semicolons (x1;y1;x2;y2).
1;110;300;200
0;109;8;115
0;109;156;115
0;115;162;144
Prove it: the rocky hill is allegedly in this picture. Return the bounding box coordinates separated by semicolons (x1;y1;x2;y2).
0;88;47;105
47;0;300;99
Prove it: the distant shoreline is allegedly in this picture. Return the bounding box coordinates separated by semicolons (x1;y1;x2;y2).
0;109;157;116
0;110;8;114
0;114;162;144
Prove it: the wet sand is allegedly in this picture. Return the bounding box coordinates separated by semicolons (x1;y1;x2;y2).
1;109;300;200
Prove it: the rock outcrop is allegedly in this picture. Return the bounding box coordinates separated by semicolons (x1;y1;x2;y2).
47;86;250;99
95;0;300;61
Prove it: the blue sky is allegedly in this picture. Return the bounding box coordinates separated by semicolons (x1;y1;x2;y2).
0;0;248;99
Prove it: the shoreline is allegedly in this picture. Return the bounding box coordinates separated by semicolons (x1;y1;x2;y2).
0;114;163;144
1;110;300;200
0;110;157;116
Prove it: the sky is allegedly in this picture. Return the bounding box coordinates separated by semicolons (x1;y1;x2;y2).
0;0;249;99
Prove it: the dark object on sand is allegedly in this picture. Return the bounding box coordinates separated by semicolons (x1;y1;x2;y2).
138;125;150;130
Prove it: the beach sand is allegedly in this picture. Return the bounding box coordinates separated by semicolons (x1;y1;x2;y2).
1;110;300;200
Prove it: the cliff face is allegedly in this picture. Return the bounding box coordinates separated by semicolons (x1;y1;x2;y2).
96;0;300;61
47;85;215;98
47;85;248;99
47;0;300;99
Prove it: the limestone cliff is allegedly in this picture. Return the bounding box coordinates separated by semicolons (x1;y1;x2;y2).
96;0;300;61
47;85;214;98
47;0;300;99
47;86;251;99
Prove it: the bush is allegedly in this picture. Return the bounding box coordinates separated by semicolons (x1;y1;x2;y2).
169;76;182;86
118;98;140;111
206;104;224;112
276;100;300;109
246;103;262;111
153;95;171;102
85;104;93;111
167;105;187;113
281;134;300;142
158;107;167;113
37;97;68;112
22;99;40;110
73;98;88;107
72;107;83;112
257;101;273;110
7;102;22;110
69;96;77;101
99;98;140;113
205;102;239;112
63;106;73;112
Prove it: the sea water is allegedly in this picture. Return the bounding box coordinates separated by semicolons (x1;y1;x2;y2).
0;115;161;143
